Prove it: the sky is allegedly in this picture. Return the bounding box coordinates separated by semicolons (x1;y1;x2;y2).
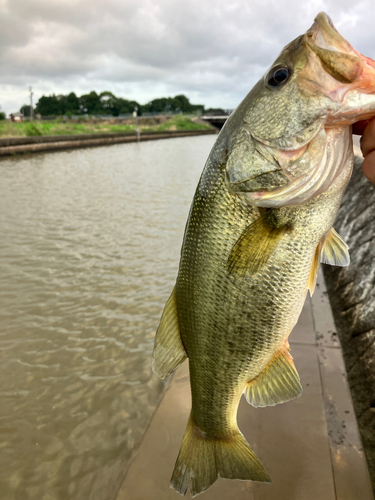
1;0;375;115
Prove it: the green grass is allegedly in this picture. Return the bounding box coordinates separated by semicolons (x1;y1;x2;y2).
143;115;212;132
0;115;212;138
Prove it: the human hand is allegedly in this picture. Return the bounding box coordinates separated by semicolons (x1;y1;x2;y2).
353;117;375;184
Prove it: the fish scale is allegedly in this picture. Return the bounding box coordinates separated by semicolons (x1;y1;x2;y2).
152;11;375;497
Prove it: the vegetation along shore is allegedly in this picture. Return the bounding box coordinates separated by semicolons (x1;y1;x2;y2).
0;116;217;156
0;115;214;139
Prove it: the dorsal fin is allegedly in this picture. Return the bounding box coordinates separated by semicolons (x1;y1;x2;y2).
227;213;288;276
320;228;350;267
152;286;187;379
244;344;302;407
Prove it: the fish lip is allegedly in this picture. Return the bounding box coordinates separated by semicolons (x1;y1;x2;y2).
305;12;353;53
320;12;336;31
304;11;375;68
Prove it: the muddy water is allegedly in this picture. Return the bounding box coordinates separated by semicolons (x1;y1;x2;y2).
0;135;216;500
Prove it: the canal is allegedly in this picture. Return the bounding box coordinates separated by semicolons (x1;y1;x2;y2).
0;135;216;500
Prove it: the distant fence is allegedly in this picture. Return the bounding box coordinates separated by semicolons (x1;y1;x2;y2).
16;110;234;122
18;111;202;122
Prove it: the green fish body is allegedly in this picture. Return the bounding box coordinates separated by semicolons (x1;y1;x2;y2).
153;12;375;497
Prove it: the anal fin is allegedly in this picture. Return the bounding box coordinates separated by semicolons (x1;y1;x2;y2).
152;286;187;379
244;345;302;407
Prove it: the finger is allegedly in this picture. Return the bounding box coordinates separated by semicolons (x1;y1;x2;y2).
362;150;375;184
353;119;372;136
360;117;375;157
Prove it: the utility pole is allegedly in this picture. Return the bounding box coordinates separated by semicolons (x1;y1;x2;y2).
133;106;140;142
29;86;34;121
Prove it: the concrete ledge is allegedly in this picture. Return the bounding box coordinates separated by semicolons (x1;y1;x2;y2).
323;152;375;495
0;129;217;156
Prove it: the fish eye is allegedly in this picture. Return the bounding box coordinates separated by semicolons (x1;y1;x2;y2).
266;65;291;88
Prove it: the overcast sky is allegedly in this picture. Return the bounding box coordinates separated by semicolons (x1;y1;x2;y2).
1;0;375;114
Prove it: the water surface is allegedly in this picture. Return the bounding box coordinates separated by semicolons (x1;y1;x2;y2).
0;135;216;500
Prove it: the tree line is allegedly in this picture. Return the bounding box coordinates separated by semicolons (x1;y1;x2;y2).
20;91;206;117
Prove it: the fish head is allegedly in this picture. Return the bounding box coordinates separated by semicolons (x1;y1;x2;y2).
224;12;375;207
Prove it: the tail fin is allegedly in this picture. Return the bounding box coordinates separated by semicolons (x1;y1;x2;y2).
170;415;271;497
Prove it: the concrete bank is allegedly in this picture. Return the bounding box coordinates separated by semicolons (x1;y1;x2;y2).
0;129;217;156
323;151;375;495
116;272;372;500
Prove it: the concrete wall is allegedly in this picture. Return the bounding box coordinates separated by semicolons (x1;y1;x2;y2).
323;155;375;492
0;129;217;156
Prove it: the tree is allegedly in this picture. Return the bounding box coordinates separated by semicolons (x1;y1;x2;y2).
56;95;68;115
79;91;102;115
99;92;141;116
142;94;204;114
20;104;32;117
143;97;172;113
66;92;80;114
99;91;116;114
33;91;205;117
172;94;190;112
35;95;60;116
116;98;141;115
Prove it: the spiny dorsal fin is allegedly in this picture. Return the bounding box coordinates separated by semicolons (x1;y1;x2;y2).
152;286;187;379
244;345;302;407
320;228;350;267
227;213;288;276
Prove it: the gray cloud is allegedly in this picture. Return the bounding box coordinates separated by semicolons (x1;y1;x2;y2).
1;0;375;114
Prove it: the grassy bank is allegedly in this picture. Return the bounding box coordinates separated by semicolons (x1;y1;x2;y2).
0;115;213;138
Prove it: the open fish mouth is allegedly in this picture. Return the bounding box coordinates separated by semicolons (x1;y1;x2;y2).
302;12;375;123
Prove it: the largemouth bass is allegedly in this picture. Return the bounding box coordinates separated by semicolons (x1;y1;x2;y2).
152;12;375;497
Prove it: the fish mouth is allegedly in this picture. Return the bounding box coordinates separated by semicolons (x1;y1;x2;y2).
305;13;357;57
301;12;375;124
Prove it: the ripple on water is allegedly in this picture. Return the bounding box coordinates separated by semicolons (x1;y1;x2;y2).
0;135;216;500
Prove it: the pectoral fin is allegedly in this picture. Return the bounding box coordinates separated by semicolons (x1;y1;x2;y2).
320;228;350;267
308;228;349;296
227;213;288;275
152;286;187;379
244;345;302;407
